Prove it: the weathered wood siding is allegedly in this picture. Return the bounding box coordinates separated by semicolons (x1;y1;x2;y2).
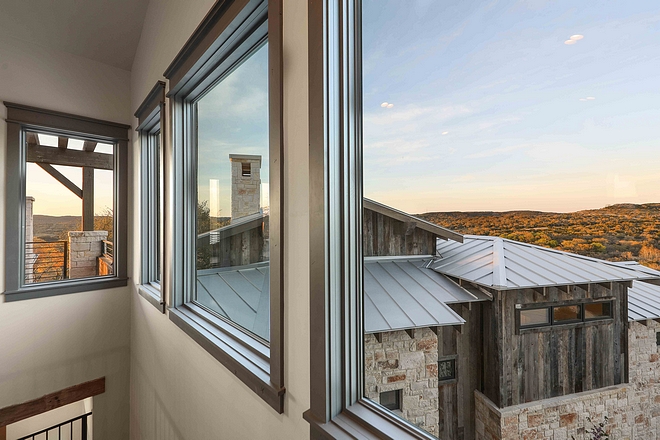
481;282;628;408
437;303;483;440
363;207;437;256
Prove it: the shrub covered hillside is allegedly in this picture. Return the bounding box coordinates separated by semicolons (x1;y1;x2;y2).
420;203;660;270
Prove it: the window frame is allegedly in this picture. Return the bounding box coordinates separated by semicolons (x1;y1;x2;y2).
163;0;284;412
3;102;129;301
136;81;167;313
305;0;438;438
437;355;458;384
518;299;615;330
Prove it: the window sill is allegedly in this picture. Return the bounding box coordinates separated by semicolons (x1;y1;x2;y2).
137;284;165;313
3;277;129;302
168;303;284;412
304;399;438;440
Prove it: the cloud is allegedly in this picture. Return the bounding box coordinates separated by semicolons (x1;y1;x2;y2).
464;143;528;159
564;34;584;45
442;131;449;135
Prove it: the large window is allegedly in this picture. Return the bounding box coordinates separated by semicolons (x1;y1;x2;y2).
164;0;284;412
3;103;129;301
136;81;166;312
308;0;660;438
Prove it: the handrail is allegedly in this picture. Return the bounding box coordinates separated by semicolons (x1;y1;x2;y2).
25;240;68;283
17;411;92;440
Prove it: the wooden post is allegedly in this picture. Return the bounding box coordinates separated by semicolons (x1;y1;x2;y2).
0;425;6;440
82;167;94;230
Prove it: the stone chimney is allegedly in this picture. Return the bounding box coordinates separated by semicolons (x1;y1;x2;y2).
25;196;35;283
229;154;262;221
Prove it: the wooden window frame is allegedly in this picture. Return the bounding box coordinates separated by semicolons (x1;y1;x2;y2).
517;299;615;331
304;0;438;438
2;102;129;301
135;81;167;313
163;0;284;413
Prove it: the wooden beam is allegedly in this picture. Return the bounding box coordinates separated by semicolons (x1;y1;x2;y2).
0;425;5;440
27;144;113;170
58;136;68;150
83;141;97;152
26;133;38;146
0;378;105;427
405;328;414;339
36;163;82;198
82;167;95;231
374;333;382;343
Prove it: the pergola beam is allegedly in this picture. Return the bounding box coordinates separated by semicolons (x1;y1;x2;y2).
36;163;82;198
83;141;97;152
27;144;113;170
82;167;95;230
58;136;68;150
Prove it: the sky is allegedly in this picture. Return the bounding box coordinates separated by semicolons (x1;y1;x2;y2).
26;133;114;217
197;42;269;220
362;0;660;214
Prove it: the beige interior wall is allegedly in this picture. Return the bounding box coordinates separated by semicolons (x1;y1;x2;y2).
6;398;92;440
128;0;310;439
0;37;132;440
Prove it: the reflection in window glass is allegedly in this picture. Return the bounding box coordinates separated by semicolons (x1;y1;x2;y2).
194;42;270;342
520;308;549;327
585;302;612;320
380;390;401;411
24;131;114;284
553;305;581;322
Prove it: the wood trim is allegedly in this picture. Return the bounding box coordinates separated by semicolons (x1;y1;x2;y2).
364;198;463;243
3;102;129;140
135;80;166;129
0;425;5;440
0;378;105;427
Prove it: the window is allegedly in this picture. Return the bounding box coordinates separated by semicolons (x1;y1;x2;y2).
657;332;660;347
164;0;284;412
136;81;166;312
3;102;129;300
379;390;401;412
584;301;613;320
520;308;550;328
438;357;457;382
553;305;582;323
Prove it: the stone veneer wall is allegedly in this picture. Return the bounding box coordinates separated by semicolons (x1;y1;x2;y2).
475;320;660;439
364;328;439;437
68;230;108;279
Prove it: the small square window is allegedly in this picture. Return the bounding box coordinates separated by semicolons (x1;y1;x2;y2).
241;162;251;177
585;302;612;320
379;390;401;411
438;358;456;381
520;308;550;328
553;305;582;323
656;332;660;346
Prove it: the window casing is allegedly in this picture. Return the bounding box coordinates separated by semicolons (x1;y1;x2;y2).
136;81;167;312
518;300;614;330
3;102;129;301
305;0;439;438
163;0;284;412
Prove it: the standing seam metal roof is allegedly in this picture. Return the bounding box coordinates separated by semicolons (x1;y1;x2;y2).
434;236;660;290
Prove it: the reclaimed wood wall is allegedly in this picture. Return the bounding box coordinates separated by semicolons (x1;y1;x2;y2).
363;207;437;256
482;282;628;408
437;303;483;440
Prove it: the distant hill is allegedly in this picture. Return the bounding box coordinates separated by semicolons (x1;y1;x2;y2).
33;215;80;242
419;203;660;270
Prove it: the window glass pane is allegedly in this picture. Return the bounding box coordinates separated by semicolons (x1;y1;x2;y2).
379;390;401;411
584;302;611;319
553;305;581;322
520;308;549;327
25;131;114;284
438;358;456;381
194;42;270;342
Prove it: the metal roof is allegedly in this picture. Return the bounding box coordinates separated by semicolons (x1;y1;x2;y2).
628;280;660;322
196;263;270;341
433;235;660;290
364;257;486;334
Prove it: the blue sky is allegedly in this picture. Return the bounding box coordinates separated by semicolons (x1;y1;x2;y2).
197;42;269;220
362;0;660;214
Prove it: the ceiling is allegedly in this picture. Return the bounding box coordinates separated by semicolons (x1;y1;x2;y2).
0;0;151;71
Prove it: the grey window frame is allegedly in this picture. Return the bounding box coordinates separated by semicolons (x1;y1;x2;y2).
437;355;458;383
3;102;129;301
304;0;438;438
135;81;167;313
163;0;284;412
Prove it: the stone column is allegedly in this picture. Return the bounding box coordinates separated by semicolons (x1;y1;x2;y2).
229;154;262;221
68;231;108;279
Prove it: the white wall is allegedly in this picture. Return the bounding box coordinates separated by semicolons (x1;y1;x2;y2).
0;36;132;439
128;0;310;439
